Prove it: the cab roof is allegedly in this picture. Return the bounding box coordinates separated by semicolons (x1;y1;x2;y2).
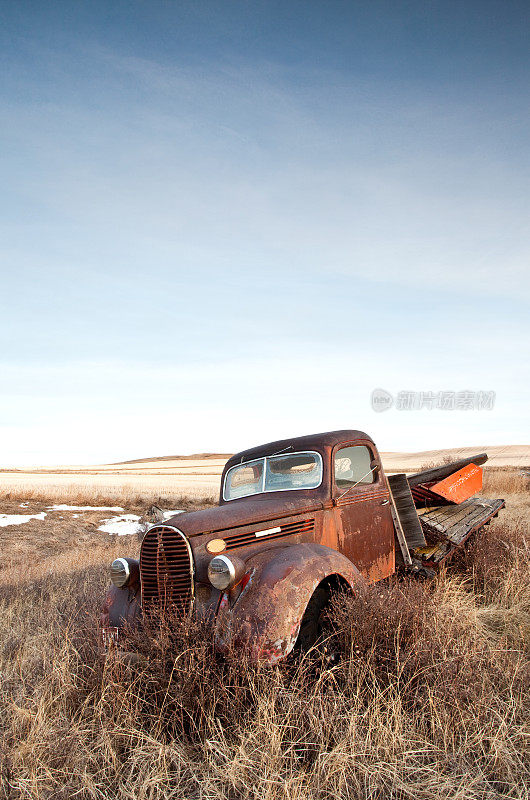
224;429;374;471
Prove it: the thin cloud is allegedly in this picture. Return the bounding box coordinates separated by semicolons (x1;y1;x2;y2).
1;30;528;463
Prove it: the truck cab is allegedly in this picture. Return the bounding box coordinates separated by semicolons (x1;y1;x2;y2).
219;429;395;582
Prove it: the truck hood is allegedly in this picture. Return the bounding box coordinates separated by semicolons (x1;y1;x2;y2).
162;494;324;538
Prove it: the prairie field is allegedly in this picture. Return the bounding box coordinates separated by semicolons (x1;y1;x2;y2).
0;469;528;799
1;444;527;504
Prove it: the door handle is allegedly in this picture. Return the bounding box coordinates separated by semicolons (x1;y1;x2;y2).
381;499;389;506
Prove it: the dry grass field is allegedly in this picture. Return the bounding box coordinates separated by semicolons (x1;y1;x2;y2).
0;468;528;799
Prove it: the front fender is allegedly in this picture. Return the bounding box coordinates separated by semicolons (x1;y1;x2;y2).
215;543;364;663
101;584;141;630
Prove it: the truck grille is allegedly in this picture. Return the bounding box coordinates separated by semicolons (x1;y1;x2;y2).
140;525;194;614
224;518;315;550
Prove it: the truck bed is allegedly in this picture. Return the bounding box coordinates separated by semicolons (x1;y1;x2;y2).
414;497;505;566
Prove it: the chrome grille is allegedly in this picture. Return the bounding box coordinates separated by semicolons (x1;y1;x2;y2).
140;525;194;613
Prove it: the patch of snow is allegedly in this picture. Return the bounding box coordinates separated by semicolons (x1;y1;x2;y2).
98;514;142;536
73;514;80;519
19;502;30;508
160;509;185;520
47;505;125;512
0;512;47;527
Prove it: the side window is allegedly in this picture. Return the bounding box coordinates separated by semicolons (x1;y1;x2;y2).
334;445;376;489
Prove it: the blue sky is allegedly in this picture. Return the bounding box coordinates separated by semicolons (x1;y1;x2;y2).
1;1;528;464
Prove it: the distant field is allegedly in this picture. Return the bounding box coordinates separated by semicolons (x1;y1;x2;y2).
0;457;228;502
381;444;529;471
1;445;527;504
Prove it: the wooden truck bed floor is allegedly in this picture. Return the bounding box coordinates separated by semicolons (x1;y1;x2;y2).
414;497;505;566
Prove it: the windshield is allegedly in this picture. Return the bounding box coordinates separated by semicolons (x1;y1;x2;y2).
223;451;322;501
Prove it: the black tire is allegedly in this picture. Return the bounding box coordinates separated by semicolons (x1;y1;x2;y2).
296;585;332;652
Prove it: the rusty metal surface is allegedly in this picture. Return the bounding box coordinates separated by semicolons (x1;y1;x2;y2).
164;494;324;538
101;584;141;630
140;525;194;614
410;483;445;506
214;543;365;662
330;438;395;583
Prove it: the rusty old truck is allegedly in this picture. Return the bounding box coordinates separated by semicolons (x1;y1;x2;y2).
101;430;504;662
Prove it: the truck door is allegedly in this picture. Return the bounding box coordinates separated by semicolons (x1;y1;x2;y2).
332;441;395;582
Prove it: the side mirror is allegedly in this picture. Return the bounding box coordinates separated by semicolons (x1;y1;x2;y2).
370;460;380;476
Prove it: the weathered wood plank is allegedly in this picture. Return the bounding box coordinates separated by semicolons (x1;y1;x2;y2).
420;498;505;551
388;473;426;549
389;489;413;566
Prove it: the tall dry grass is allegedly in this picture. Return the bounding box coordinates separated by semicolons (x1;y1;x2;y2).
482;467;530;496
0;484;217;510
0;490;528;799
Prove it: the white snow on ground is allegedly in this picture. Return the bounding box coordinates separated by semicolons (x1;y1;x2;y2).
47;505;125;512
160;510;185;519
19;502;29;508
0;512;47;527
96;510;185;536
97;515;142;535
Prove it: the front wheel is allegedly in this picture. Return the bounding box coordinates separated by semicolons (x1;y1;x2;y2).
296;585;332;652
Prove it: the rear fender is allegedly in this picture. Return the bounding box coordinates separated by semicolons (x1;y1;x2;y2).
214;543;364;663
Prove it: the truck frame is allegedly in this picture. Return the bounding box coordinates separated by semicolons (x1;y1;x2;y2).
101;430;504;663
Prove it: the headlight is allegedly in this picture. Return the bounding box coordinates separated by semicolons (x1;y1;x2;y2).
208;555;238;590
110;557;132;588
